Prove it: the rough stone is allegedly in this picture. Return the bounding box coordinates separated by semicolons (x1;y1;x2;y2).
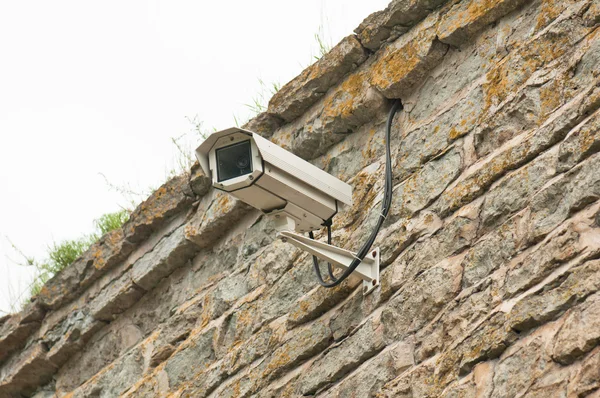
461;211;528;287
529;151;600;240
319;342;414;398
508;260;600;332
503;223;585;298
124;174;195;244
433;81;600;218
378;361;441;398
287;280;357;329
164;326;216;389
558;108;600;172
479;148;558;234
189;161;211;197
89;271;145;321
241;112;284;138
389;147;463;222
0;304;45;365
455;312;518;376
355;0;449;50
491;337;545;398
369;13;449;98
299;314;386;394
0;344;57;397
131;225;198;291
395;87;484;182
37;228;134;310
573;348;600;397
438;0;533;46
268;35;368;122
552;292;600;365
69;344;145;398
185;189;253;248
382;258;463;342
261;319;331;382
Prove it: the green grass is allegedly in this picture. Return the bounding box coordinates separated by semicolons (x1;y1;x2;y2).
313;24;332;61
10;209;130;304
93;209;130;237
245;78;281;116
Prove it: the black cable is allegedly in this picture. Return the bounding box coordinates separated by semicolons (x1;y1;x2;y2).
309;99;403;288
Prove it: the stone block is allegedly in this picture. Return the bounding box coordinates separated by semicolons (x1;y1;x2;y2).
552;292;600;365
0;344;57;397
287;280;357;329
275;64;386;160
89;272;145;321
456;312;518;375
189;161;211;197
381;257;463;342
558;108;600;172
503;224;584;298
395;87;484;182
268;35;368;122
461;211;528;288
378;361;441;398
491;337;545;398
572;348;600;397
164;326;216;389
0;304;44;365
319;342;414;398
369;14;448;98
43;309;105;366
438;0;533;46
355;0;449;50
261;319;331;382
433;82;599;218
68;344;145;398
241;112;283;138
123;174;195;244
299;314;386;395
391;210;478;284
131;225;198;291
389;147;463;222
478;148;558;234
508;260;600;332
185;190;253;248
529;152;600;240
37;229;134;310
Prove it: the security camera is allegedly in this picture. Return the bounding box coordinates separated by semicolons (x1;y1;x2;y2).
195;99;401;295
195;127;353;234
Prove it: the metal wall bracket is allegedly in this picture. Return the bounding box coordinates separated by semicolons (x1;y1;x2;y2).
278;230;380;295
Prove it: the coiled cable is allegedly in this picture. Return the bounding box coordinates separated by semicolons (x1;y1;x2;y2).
309;99;403;288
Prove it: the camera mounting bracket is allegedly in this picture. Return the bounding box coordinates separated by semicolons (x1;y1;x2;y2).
278;230;380;295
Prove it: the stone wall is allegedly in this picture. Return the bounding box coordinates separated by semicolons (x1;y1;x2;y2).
2;0;600;396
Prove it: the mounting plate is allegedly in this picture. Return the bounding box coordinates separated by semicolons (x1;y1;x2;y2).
278;230;380;295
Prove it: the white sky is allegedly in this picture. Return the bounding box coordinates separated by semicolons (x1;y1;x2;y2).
0;0;389;314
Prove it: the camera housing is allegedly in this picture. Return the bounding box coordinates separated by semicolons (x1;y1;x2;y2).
195;127;352;233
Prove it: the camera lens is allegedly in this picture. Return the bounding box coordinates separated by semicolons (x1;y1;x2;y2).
236;156;250;169
216;140;254;182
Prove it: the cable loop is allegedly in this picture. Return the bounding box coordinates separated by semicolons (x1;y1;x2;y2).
309;99;403;288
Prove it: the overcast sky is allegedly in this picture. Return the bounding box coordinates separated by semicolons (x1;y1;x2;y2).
0;0;389;314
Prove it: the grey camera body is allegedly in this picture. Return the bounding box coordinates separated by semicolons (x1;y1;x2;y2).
195;127;353;233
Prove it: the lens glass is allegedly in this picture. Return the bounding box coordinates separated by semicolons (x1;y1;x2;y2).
216;140;253;182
